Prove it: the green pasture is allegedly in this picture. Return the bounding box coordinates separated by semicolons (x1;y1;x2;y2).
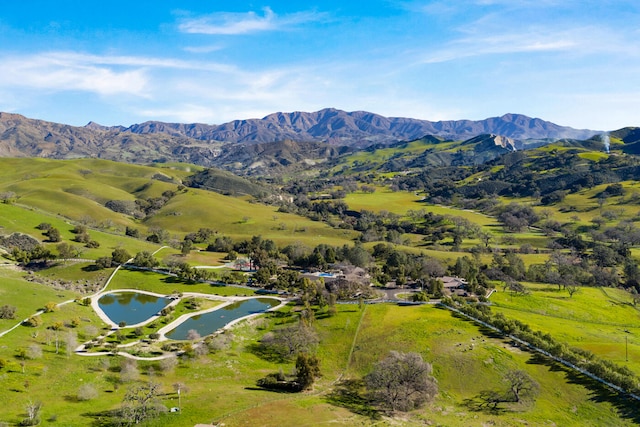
345;304;637;426
0;269;80;332
0;279;638;425
491;283;640;375
337;138;458;170
344;191;498;226
0;202;162;259
177;250;228;267
1;157;640;425
0;158;190;228
0;157;358;254
578;152;609;161
146;188;357;246
527;180;640;227
344;190;424;214
105;269;257;297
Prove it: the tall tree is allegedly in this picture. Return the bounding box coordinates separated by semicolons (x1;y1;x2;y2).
119;382;166;425
504;370;540;403
295;352;321;390
365;351;438;412
112;248;132;265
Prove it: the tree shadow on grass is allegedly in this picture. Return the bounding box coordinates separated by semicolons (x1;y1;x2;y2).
244;386;299;394
462;394;509;415
325;379;381;420
526;353;640;424
245;342;289;363
314;312;332;321
267;310;294;319
81;409;120;427
161;276;188;285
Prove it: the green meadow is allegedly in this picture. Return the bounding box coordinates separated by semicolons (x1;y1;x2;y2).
345;190;497;227
2;273;635;427
0;157;639;425
0;158;357;250
491;283;640;375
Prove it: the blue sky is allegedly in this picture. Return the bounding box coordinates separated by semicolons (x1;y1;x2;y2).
0;1;638;130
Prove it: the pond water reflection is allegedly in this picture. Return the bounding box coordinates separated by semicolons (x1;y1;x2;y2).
98;292;171;326
166;298;279;340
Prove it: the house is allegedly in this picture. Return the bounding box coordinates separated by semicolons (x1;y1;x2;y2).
439;276;469;296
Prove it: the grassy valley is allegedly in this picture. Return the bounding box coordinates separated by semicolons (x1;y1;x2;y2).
1;135;640;426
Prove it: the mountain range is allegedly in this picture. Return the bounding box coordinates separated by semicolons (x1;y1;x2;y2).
93;108;597;144
0;109;602;169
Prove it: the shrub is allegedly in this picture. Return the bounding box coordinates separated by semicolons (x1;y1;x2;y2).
0;305;16;319
23;316;41;327
44;302;58;313
77;384;98;401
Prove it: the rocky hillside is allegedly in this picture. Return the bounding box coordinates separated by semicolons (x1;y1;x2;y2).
0;112;220;165
0;109;599;170
118;109;598;145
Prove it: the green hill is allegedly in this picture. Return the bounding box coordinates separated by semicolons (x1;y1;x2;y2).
0;158;356;248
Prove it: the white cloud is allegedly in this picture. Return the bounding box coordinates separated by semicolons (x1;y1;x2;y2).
0;51;248;100
0;53;149;96
178;7;326;35
183;44;224;54
419;24;630;64
422;34;576;63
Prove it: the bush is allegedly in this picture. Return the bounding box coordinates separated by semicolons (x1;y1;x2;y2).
105;200;138;215
77;384;99;401
0;305;16;319
44;302;58;313
23;316;41;327
95;257;113;269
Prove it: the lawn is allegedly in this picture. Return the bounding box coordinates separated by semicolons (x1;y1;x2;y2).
106;269;257;297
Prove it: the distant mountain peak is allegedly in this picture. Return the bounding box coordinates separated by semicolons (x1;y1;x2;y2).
0;109;605;169
84;121;106;130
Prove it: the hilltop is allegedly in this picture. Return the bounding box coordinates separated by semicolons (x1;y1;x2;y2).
0;110;598;170
119;109;597;144
0;139;640;425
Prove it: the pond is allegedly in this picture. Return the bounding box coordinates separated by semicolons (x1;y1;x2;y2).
98;292;171;326
166;298;280;340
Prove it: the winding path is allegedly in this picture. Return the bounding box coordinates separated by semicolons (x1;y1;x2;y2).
77;292;287;360
0;246;289;361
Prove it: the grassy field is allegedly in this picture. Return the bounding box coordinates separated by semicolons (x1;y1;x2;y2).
491;283;640;375
106;269;258;297
1;157;640;425
344;304;638;426
146;188;357;246
0;265;638;425
344;190;498;227
0;158;358;252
